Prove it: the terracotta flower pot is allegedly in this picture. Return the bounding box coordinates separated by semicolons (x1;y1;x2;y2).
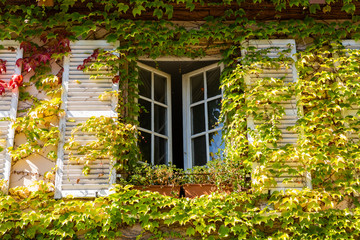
38;0;54;7
183;184;232;198
132;185;180;197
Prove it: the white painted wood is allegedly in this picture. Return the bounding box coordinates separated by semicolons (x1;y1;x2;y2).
0;41;22;192
341;41;360;146
55;40;119;198
137;62;172;165
341;40;360;189
242;39;311;192
182;62;223;169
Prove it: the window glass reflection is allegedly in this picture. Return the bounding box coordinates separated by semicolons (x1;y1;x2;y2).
155;136;167;165
191;104;205;135
191;73;204;103
139;98;151;131
206;67;221;98
192;135;207;166
207;98;222;130
154;104;167;135
154;74;167;104
209;131;224;160
139;68;151;99
139;131;151;163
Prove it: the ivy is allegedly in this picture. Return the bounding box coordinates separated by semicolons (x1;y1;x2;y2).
0;0;359;238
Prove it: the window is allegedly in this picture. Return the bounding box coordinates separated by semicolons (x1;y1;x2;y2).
137;60;223;169
138;63;172;165
182;63;224;169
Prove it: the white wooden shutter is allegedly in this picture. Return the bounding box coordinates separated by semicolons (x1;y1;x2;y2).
342;40;360;142
55;40;119;198
242;39;311;192
0;41;22;190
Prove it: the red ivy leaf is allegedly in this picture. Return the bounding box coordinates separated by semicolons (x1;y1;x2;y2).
77;64;85;70
0;80;7;95
0;59;6;74
112;75;120;83
37;53;51;64
8;74;23;90
16;58;23;68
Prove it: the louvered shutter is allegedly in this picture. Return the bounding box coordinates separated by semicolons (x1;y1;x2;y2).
55;40;119;198
0;41;22;190
243;39;311;192
342;40;360;142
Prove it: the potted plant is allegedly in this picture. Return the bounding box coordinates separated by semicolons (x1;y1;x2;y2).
127;164;183;197
182;158;250;198
182;166;218;198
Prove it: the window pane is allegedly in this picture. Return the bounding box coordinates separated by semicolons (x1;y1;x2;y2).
209;131;224;161
190;73;204;103
139;99;151;131
154;104;167;135
139;131;151;163
206;67;221;98
154;136;167;165
191;104;205;135
192;135;207;166
207;98;222;130
138;68;151;99
154;74;167;104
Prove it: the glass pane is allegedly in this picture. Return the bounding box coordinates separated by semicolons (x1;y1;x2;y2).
154;136;167;165
139;131;151;164
191;73;204;103
207;98;222;130
139;99;151;130
154;74;167;104
206;67;221;98
191;104;205;135
209;131;224;161
192;135;207;166
138;68;151;99
154;104;167;135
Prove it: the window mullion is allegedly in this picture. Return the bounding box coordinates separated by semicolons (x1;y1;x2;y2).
151;72;155;165
167;75;172;165
203;72;210;164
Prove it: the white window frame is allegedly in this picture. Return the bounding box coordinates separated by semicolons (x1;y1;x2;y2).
137;62;172;165
182;62;224;170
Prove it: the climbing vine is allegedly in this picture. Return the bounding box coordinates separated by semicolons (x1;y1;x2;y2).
0;0;360;238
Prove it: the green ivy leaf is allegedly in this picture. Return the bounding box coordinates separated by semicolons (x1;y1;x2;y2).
341;3;356;14
153;8;163;19
132;5;145;17
186;227;195;236
218;225;230;238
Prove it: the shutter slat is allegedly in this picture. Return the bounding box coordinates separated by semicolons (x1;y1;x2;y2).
55;40;118;199
244;39;311;192
0;41;22;187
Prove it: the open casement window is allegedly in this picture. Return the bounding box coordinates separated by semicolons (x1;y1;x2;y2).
55;41;119;198
0;41;22;190
137;62;172;165
182;63;224;169
243;39;312;192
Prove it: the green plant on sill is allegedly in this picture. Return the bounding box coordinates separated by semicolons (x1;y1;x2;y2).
127;164;185;186
184;166;213;184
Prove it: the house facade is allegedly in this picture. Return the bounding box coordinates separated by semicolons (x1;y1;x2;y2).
0;0;358;199
1;1;360;239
